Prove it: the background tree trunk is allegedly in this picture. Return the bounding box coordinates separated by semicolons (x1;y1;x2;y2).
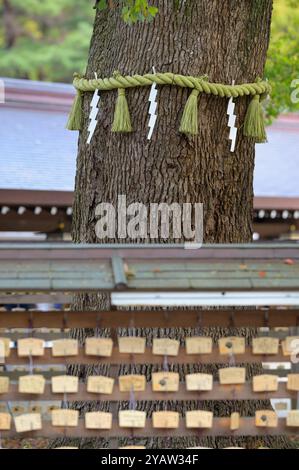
53;0;294;449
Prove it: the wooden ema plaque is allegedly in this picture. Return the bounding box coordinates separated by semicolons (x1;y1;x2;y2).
14;413;42;433
287;374;299;391
0;376;9;394
85;337;113;357
230;412;240;431
152;372;179;392
0;412;11;430
51;409;79;427
118;337;146;354
51;375;79;394
185;337;212;355
282;336;299;356
152;338;180;356
219;367;246;385
52;339;78;357
19;375;46;394
119;375;146;392
252;374;278;392
152;411;179;429
185;373;213;392
218;337;245;355
186;410;213;429
255;410;278;428
0;337;10;358
118;410;146;428
286;410;299;427
17;338;44;357
252;337;279;355
85;411;112;430
87;376;114;394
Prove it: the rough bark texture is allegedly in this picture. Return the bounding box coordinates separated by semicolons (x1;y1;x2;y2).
53;0;295;449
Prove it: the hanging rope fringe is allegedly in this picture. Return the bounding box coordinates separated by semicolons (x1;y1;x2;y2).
112;88;132;133
243;94;267;143
66;90;83;131
179;89;200;136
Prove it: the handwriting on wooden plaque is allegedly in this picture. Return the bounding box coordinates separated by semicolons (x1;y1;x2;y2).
287;374;299;391
85;337;113;357
286;410;299;427
282;336;299;356
186;410;213;429
17;338;45;357
19;375;45;394
0;337;10;358
218;337;245;355
152;372;179;392
255;410;278;428
219;367;246;385
152;411;179;429
51;409;79;427
252;337;279;355
85;411;112;430
0;376;9;394
51;375;79;394
152;338;180;356
87;376;114;395
253;374;278;392
185;373;213;391
118;337;146;354
52;339;78;357
14;413;42;433
185;337;212;355
119;375;146;392
230;412;240;431
118;410;146;428
0;412;11;430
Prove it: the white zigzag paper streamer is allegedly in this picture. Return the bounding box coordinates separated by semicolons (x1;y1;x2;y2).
87;73;100;144
227;80;237;153
147;67;158;140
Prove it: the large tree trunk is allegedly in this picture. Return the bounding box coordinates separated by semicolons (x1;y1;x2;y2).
53;0;294;449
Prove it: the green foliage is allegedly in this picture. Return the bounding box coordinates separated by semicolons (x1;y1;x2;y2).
96;0;158;23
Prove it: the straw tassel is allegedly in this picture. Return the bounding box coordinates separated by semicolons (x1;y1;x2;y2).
66;90;83;131
179;89;200;136
243;94;267;143
112;88;132;133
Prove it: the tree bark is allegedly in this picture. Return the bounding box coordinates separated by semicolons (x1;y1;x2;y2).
53;0;295;449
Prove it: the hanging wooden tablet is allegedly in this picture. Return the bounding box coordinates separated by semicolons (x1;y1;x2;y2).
17;338;44;357
85;411;113;430
52;339;79;357
252;374;278;392
51;375;79;394
87;376;114;395
230;412;240;431
0;337;10;358
118;410;146;428
152;411;179;429
255;410;278;428
286;410;299;427
85;337;113;357
218;337;245;355
0;376;9;394
186;410;213;429
252;337;279;355
14;413;42;433
287;374;299;391
185;373;213;391
152;372;179;392
219;367;246;385
119;374;146;392
118;337;146;354
0;412;11;430
51;409;79;427
152;338;180;356
282;336;299;356
185;336;212;355
18;375;46;394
